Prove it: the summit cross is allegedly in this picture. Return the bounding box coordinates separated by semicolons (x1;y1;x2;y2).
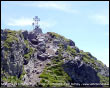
32;16;40;29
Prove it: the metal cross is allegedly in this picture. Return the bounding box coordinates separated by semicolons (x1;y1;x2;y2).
32;16;40;29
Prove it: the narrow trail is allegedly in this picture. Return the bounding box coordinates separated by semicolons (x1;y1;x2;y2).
22;59;51;86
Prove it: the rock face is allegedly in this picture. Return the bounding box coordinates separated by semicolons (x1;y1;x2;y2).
1;29;109;87
22;30;28;40
63;57;100;84
1;30;25;77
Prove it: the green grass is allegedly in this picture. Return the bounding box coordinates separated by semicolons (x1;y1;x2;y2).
83;57;99;70
7;30;17;36
97;73;109;84
39;45;72;87
66;45;76;56
48;32;70;42
2;74;22;85
24;40;34;59
18;30;24;39
3;30;19;60
39;51;72;87
39;64;72;87
2;66;26;86
24;47;34;59
4;51;8;59
96;60;105;67
80;51;90;59
37;44;72;87
24;40;29;47
80;51;103;71
3;30;18;50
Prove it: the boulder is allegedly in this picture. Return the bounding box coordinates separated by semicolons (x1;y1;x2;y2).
22;30;28;40
31;39;38;45
28;32;37;41
75;47;80;53
23;59;29;65
69;39;75;46
37;41;46;53
37;53;48;61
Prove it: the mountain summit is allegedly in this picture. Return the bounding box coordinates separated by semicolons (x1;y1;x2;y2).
1;22;109;87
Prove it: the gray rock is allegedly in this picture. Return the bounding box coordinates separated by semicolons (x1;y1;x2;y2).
1;29;7;41
22;30;28;40
62;52;69;58
31;39;38;45
75;47;80;53
33;52;38;59
26;69;30;73
23;59;29;65
28;31;37;41
69;39;75;46
34;27;42;34
1;29;109;87
95;62;109;77
37;41;46;53
37;53;48;61
53;39;60;45
63;58;100;84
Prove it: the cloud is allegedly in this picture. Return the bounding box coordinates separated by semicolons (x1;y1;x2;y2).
39;21;56;29
7;18;33;26
89;14;109;25
13;1;78;14
7;17;56;29
36;1;77;13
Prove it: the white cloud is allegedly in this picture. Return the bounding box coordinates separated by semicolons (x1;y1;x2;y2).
39;21;56;29
15;1;78;14
89;14;109;25
7;18;33;26
7;18;56;29
37;1;77;13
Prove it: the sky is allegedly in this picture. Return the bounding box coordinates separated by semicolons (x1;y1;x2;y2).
1;1;109;67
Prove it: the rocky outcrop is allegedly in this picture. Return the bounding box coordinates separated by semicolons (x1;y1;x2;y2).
68;39;75;46
22;30;28;40
1;31;27;77
63;56;100;84
1;29;109;87
95;62;109;77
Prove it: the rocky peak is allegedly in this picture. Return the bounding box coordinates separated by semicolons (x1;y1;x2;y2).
1;28;109;87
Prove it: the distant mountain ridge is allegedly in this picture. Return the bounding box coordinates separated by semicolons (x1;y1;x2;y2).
1;27;109;87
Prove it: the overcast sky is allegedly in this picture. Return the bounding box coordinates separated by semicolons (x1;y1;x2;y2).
1;1;109;66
